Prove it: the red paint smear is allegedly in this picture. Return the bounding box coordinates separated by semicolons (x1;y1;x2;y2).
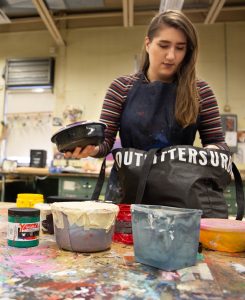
123;255;135;265
37;281;96;291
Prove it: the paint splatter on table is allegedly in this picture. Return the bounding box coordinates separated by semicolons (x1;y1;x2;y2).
0;203;245;300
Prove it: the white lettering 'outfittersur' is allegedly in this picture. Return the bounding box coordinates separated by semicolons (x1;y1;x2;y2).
115;147;232;173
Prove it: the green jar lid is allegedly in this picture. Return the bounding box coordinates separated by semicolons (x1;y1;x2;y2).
8;207;40;217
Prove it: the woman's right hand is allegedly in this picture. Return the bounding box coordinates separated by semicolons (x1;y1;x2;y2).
64;145;99;159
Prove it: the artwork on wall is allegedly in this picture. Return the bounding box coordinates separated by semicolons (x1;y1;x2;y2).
221;114;238;153
52;117;63;127
62;105;83;125
3;90;55;165
238;130;245;143
233;130;245;164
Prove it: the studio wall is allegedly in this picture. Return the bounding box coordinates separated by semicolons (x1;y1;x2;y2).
0;22;244;149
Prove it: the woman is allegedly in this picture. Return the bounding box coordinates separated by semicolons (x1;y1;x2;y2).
65;10;229;200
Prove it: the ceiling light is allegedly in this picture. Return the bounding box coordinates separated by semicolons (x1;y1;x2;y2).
32;88;45;93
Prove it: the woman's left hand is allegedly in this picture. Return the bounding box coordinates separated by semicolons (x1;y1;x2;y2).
204;144;220;149
64;145;99;159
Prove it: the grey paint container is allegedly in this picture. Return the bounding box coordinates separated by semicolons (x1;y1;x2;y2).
51;201;119;252
131;205;202;271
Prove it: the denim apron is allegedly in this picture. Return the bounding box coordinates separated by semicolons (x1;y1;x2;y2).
106;73;199;202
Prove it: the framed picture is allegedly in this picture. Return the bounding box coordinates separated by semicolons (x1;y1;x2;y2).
221;114;238;153
237;130;245;143
222;115;237;131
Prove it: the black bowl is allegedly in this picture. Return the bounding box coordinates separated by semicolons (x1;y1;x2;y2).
51;121;106;153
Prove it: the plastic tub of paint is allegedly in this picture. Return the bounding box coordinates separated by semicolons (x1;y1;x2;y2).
51;201;119;252
34;203;54;234
113;204;133;244
7;207;40;248
16;193;44;208
200;218;245;252
131;205;202;271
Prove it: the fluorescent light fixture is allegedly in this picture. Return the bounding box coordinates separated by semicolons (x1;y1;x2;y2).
159;0;184;12
32;88;45;93
7;86;53;93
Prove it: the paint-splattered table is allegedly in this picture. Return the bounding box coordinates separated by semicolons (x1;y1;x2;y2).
1;203;245;300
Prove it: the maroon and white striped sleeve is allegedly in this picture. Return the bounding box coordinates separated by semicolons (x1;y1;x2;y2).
95;75;136;157
197;80;229;151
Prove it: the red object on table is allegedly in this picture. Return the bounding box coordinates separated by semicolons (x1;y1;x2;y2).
113;204;133;244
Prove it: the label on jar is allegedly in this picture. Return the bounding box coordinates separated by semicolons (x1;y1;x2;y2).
7;222;40;241
115;220;132;234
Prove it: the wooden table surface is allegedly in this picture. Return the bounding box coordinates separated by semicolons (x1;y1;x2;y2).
1;202;245;300
0;167;102;177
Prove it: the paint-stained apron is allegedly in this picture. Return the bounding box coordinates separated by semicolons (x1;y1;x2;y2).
106;73;199;202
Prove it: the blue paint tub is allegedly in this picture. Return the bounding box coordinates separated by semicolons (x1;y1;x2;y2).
131;205;202;271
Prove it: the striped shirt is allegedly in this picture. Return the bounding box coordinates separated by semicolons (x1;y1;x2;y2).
97;73;228;157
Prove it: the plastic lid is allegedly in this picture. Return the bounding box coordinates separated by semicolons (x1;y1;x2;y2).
51;201;119;230
8;207;40;217
17;193;44;199
16;194;44;208
200;218;245;233
34;203;51;211
51;201;119;213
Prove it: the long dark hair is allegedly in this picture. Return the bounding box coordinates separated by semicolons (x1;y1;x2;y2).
140;10;199;127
